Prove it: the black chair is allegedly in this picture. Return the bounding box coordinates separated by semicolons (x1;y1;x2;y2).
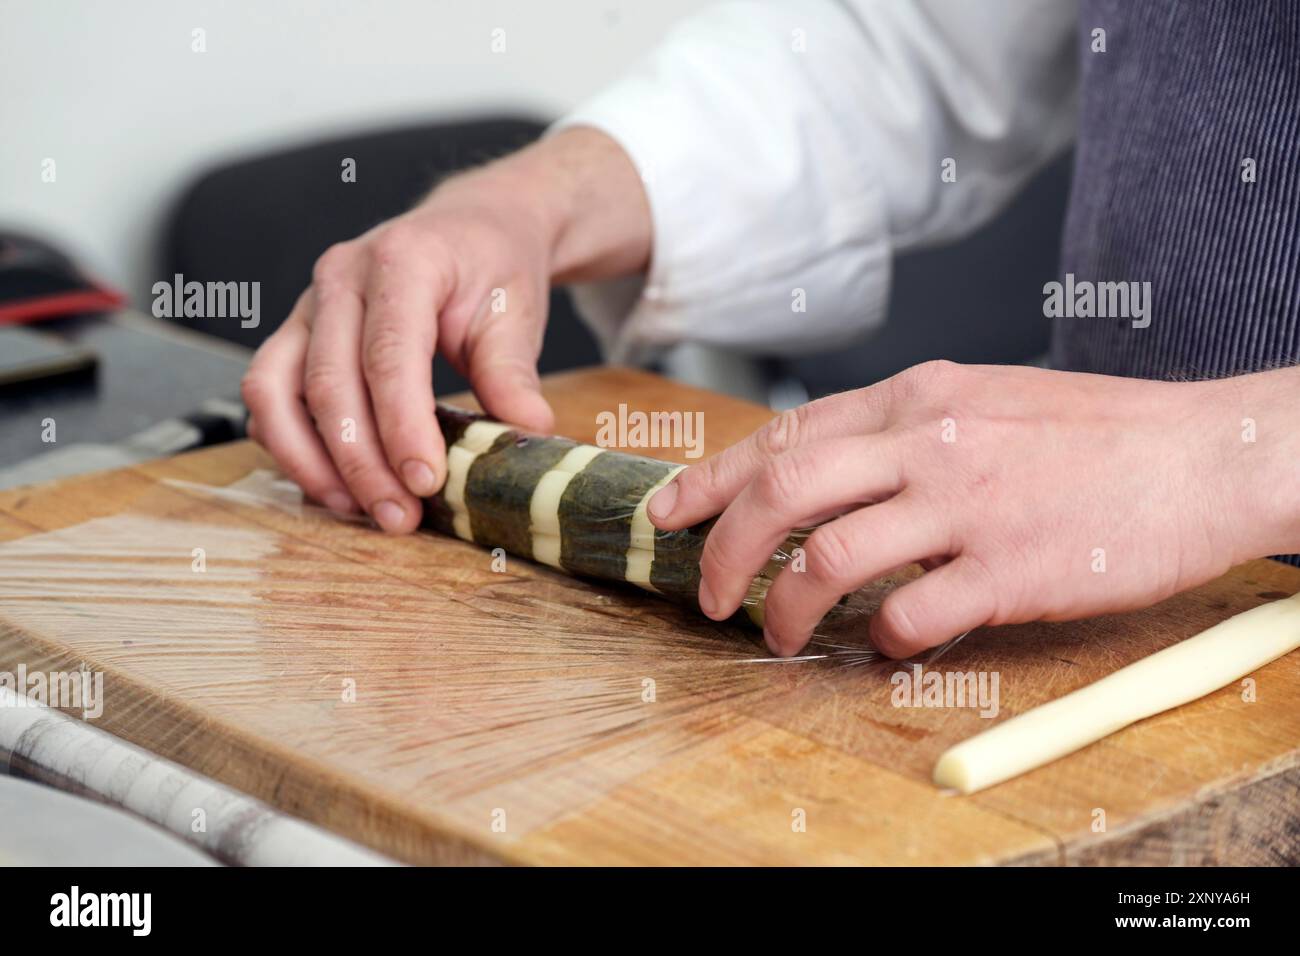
159;117;600;394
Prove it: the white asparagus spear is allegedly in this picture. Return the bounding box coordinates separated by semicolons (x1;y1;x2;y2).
933;592;1300;794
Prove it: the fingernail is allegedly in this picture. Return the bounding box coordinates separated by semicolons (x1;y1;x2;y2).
401;459;437;496
648;481;678;523
324;491;355;514
372;500;406;532
698;577;719;618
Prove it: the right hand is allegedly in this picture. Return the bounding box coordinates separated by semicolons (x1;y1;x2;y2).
241;128;651;532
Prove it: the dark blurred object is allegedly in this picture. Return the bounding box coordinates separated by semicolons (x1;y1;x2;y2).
162;119;1070;401
0;327;97;390
161;118;599;391
0;231;125;325
787;152;1073;395
0;385;243;489
0;311;249;477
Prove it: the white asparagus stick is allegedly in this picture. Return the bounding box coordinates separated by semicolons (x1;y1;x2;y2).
529;444;605;569
933;592;1300;794
625;464;687;591
0;687;395;866
444;421;511;541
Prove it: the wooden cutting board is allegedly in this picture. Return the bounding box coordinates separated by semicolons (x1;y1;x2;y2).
1;366;1297;865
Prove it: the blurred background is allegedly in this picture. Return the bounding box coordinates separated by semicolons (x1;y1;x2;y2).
2;1;698;310
0;0;1069;480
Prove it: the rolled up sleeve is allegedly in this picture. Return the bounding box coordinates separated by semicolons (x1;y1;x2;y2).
556;0;1078;362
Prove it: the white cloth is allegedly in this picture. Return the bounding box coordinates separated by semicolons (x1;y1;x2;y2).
555;0;1080;363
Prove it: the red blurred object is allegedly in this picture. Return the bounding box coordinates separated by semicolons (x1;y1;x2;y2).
0;232;126;325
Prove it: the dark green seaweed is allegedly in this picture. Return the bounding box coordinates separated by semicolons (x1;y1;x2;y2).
557;450;676;581
434;405;478;448
649;522;710;607
465;432;575;558
422;403;775;629
422;405;484;536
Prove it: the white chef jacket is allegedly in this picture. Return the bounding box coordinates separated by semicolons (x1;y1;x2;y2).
555;0;1080;364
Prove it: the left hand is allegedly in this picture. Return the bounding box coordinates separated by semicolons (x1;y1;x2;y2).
647;361;1298;658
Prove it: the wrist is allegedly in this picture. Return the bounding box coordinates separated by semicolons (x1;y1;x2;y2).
423;126;651;286
1206;368;1300;562
509;126;653;283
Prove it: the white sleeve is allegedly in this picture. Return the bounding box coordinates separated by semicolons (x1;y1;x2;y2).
554;0;1079;362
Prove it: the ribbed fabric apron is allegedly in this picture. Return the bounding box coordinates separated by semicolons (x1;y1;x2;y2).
1052;0;1300;564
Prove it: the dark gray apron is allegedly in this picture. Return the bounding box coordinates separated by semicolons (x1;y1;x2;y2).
1052;0;1300;564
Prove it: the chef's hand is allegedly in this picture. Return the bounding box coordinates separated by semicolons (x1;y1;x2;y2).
649;361;1300;658
241;127;650;531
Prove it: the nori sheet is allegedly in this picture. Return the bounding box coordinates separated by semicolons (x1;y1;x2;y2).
434;404;479;448
421;404;771;628
557;450;677;582
464;432;576;558
422;404;485;536
649;521;710;608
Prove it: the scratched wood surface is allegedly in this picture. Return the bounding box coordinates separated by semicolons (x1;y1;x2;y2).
0;366;1297;865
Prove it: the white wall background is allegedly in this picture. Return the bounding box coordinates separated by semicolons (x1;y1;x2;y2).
0;0;702;304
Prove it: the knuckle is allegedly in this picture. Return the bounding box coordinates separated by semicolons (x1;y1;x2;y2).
362;325;410;379
756;407;806;458
804;523;859;588
312;279;357;310
893;359;961;402
756;452;808;509
689;455;738;509
915;358;960;382
312;243;354;285
369;228;415;269
376;225;455;282
701;526;740;576
962;551;1007;624
334;454;373;489
239;371;270;410
301;363;340;411
423;236;457;284
679;456;715;495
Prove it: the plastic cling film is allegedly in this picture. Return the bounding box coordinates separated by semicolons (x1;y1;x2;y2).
156;466;909;659
424;404;918;646
0;460;977;858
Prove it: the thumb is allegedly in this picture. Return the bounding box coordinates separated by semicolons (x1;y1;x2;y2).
464;287;554;433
